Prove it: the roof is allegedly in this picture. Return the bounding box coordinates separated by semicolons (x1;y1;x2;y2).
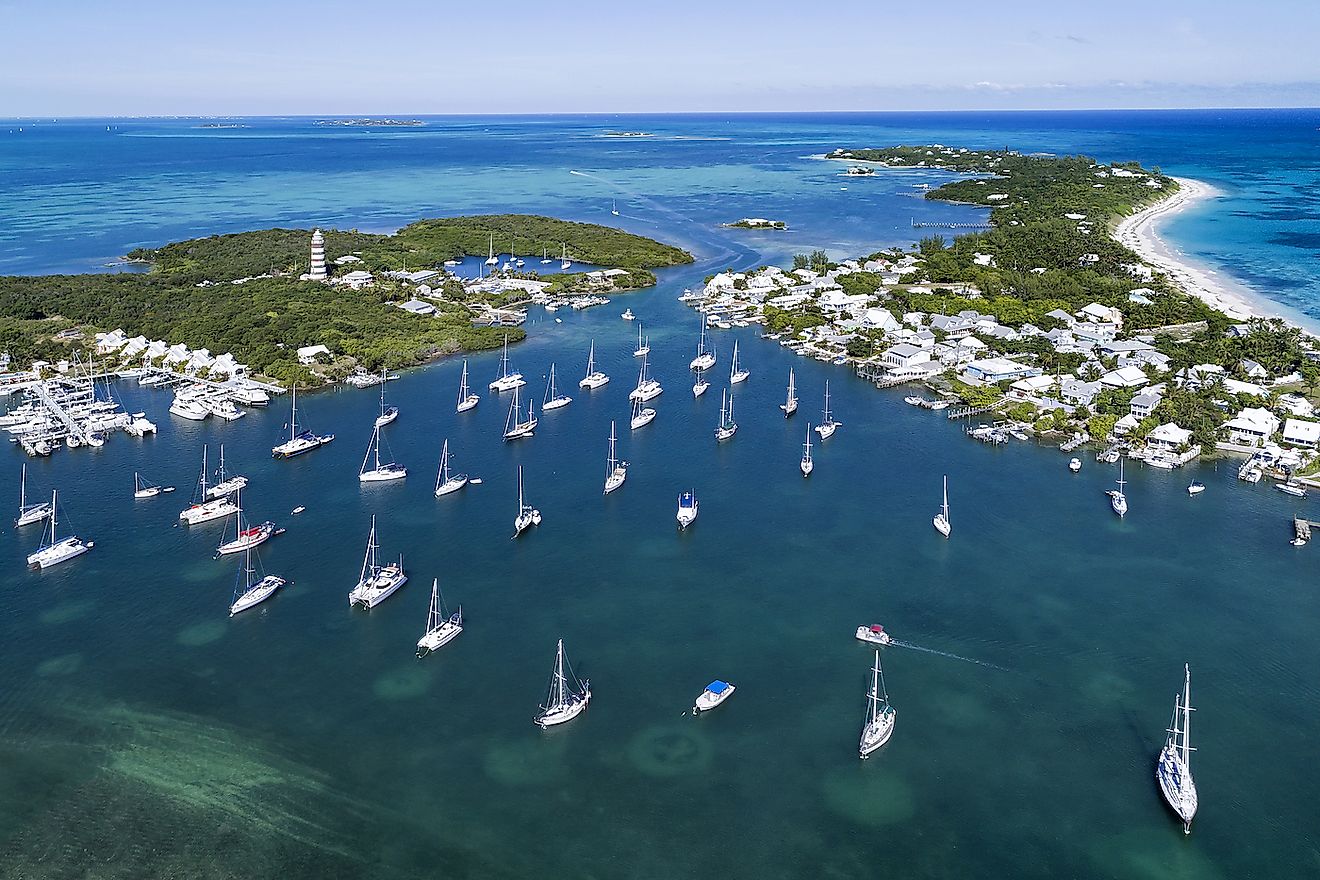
706;680;730;694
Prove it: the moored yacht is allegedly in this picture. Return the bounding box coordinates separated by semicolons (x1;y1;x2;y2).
728;340;749;384
859;649;897;758
15;464;51;527
1069;457;1082;473
489;335;526;392
375;369;399;426
621;308;635;320
434;439;468;497
800;426;814;476
205;444;247;499
630;396;656;430
348;515;408;608
781;368;798;416
629;352;662;402
933;475;951;537
169;395;209;420
714;389;737;441
1187;480;1205;496
358;422;407;482
26;490;93;570
604;420;628;494
690;315;716;371
503;385;537;440
693;680;735;714
579;340;610;390
456;359;480;412
633;323;651;358
692;364;710;397
676;490;698;529
535;638;591;728
1107;459;1128;517
215;487;276;556
1156;664;1198;834
513;466;542;536
134;472;174;499
417;577;463;656
180;446;239;525
272;385;334;458
228;539;284;616
816;381;841;440
541;363;572;411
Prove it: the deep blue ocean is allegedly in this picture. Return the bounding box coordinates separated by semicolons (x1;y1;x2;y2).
0;111;1318;878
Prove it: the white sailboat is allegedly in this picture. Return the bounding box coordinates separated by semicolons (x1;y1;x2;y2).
215;485;276;556
228;538;284;616
801;426;814;476
629;352;662;401
560;243;571;271
503;384;537;440
816;381;840;440
485;232;499;266
417;577;463;656
513;466;542;536
692;366;710;397
780;368;798;416
630;395;656;430
206;444;247;499
434;439;469;497
272;385;335;458
15;464;51;526
540;246;552;265
1156;664;1198;834
348;515;407;608
359;422;407;482
676;490;698;529
633;323;650;358
604;420;628;494
611;199;619;216
933;475;951;537
542;364;572;411
579;340;610;389
535;638;591;728
180;445;239;525
1107;458;1128;517
26;490;93;569
375;368;399;426
859;649;897;758
714;389;737;441
729;340;749;384
489;334;526;392
133;472;174;499
456;359;480;412
690;316;716;371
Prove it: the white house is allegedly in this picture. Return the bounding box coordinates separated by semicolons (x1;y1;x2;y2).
1059;378;1103;406
1146;423;1192;451
398;299;437;316
862;308;900;332
163;344;191;367
95;329;128;354
961;357;1039;385
1010;374;1056;398
297;344;331;365
1130;389;1163;419
120;335;149;360
1100;365;1148;388
1077;303;1123;327
882;344;931;370
210;353;242;378
1222;407;1280;446
1282;418;1320;449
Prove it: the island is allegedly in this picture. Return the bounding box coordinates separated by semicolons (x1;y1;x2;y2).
599;131;652;138
724;218;787;230
314;119;425;127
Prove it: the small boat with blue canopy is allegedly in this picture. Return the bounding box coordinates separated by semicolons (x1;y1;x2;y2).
694;680;735;713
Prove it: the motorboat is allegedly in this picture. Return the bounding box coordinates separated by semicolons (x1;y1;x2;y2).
1277;480;1307;498
1187;481;1205;496
1069;457;1082;473
693;680;735;714
621;308;635;321
676;490;698;529
169;396;209;420
855;624;892;646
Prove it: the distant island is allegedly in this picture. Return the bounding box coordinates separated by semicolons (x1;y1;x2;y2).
724;218;787;230
196;123;248;129
315;119;425;127
599;131;652;138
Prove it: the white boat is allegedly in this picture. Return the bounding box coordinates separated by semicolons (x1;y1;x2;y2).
359;421;407;482
604;420;628;494
541;364;572;411
133;472;173;499
728;340;749;384
417;577;463;656
1277;480;1307;498
169;396;209;420
230;386;269;407
215;486;276;556
1069;457;1082;473
513;466;542;537
859;649;897;758
503;385;537;440
1156;664;1198;834
348;515;408;608
205;444;247;499
456;359;480;412
714;389;737;441
1187;481;1206;496
611;199;620;216
1108;459;1128;517
676;490;698;529
272;385;335;458
291;505;306;515
816;381;840;440
801;426;814;476
855;624;892;646
629;352;662;402
579;340;609;390
540;247;551;265
485;232;498;266
489;335;526;392
375;369;399;426
693;680;735;714
228;539;284;616
933;475;951;537
621;308;635;321
633;323;650;358
692;366;710;397
781;368;798;416
201;396;246;421
630;396;656;430
535;638;591;728
434;439;469;497
26;490;93;570
15;464;51;526
180;446;239;525
690;316;716;371
560;243;571;271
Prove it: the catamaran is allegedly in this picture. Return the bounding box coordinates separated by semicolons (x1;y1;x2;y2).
434;439;468;497
781;368;798;416
1156;664;1198;834
228;537;284;616
1107;458;1128;517
416;577;463;656
359;422;407;482
26;490;93;570
542;364;572;411
633;323;650;358
801;426;814;476
216;486;276;556
348;515;408;608
693;680;736;714
859;649;897;758
676;490;698;529
513;466;542;536
692;366;710;398
180;446;239;525
485;232;498;266
604;420;628;494
206;444;247;499
933;475;951;537
15;464;51;526
503;384;537;440
729;340;749;384
630;352;662;402
535;638;591;728
456;359;480;412
714;389;737;441
272;385;335;458
375;369;399;426
579;340;609;389
816;381;841;440
630;396;656;430
489;335;526;392
133;472;174;499
690;315;716;371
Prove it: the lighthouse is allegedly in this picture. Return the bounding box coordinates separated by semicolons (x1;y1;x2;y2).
307;229;327;281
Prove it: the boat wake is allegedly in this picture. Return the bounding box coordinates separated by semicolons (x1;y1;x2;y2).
889;640;1007;672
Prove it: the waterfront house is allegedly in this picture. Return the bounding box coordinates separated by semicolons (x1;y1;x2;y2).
1283;418;1320;449
210;353;242;378
1130;389;1163;419
1113;413;1140;436
95;329;128;354
120;336;149;361
1009;374;1056;399
163;344;191;368
1222;407;1280;446
1059;377;1103;407
1278;394;1316;418
1146;423;1192;452
297;344;331;365
881;344;931;371
961;357;1039;385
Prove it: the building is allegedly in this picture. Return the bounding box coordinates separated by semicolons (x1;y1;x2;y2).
1222;407;1280;446
1146;423;1192;451
960;357;1039;385
397;299;437;316
297;344;331;365
881;344;931;371
307;229;327;281
1100;365;1148;388
1282;418;1320;449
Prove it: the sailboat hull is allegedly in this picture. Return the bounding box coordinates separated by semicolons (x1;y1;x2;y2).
349;568;408;608
230;576;285;616
933;515;950;537
781;400;798;416
417;620;463;655
542;396;572;411
27;537;92;569
580;374;609;390
359;465;408;483
15;504;52;527
536;691;590;728
457;396;480;413
435;476;468;497
859;709;896;758
1156;746;1198;831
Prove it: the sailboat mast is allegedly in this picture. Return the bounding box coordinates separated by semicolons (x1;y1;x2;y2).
429;578;440;630
555;640;567;707
18;463;25;510
1181;664;1192;765
48;489;58;543
289;385;298;441
943;476;949;518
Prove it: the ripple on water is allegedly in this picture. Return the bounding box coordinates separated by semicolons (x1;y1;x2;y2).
36;653;83;677
819;766;915;827
38;599;96;626
483;735;569;787
176;620;226;647
625;724;713;778
372;665;432;701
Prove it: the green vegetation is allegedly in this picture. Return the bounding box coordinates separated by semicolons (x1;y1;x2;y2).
542;268;657;295
725;219;786;230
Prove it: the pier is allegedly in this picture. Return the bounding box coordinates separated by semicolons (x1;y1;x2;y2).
911;218;992;230
946;403;999;420
30;381;90;445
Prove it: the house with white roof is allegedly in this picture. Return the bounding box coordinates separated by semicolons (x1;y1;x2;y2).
95;329;128;354
1045;308;1075;327
1130;389;1163;419
1277;394;1316;418
1112;413;1140;436
1282;419;1320;449
1221;377;1271;398
960;357;1039;385
1072;322;1119;344
120;336;149;360
398;299;437;316
144;340;168;361
210;353;242;378
1009;374;1056;398
1059;377;1103;407
1221;407;1280;446
185;349;215;374
862;308;900;332
1077;303;1123;327
1239;359;1269;380
163;344;191;367
297;344;331;365
1146;423;1192;451
882;344;931;370
1100;365;1148;388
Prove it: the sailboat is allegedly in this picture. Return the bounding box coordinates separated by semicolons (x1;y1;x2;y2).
26;490;93;569
676;490;699;529
206;444;247;499
133;472;174;499
489;334;526;392
375;368;399;426
434;439;469;497
542;364;572;411
513;466;542;536
1107;458;1129;517
216;485;276;555
540;246;552;265
780;369;798;416
859;649;897;758
348;515;408;608
633;323;650;358
416;578;463;656
629;352;662;401
604;420;628;494
1156;664;1198;834
485;232;498;266
228;537;285;616
933;475;951;537
560;244;571;271
729;340;749;384
272;384;335;458
359;422;407;482
690;315;716;371
579;340;609;389
503;384;537;440
815;381;841;440
630;395;656;430
180;445;239;524
15;464;52;526
535;638;591;728
714;389;737;441
611;199;619;216
692;366;710;397
801;426;814;476
456;359;480;412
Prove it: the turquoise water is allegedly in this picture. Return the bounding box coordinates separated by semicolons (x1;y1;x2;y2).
2;113;1319;877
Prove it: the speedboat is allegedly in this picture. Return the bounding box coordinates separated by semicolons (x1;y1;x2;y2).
1187;481;1205;496
1069;458;1082;473
855;624;892;646
693;680;735;714
621;308;635;321
1277;481;1307;498
676;491;698;529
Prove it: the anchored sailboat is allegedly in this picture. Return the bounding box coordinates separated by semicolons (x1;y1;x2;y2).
133;472;174;499
604;420;628;494
801;426;814;476
15;464;51;526
485;232;498;266
714;389;737;441
1156;664;1198;834
692;366;710;398
781;368;798;416
560;243;571;271
417;577;463;656
933;475;951;537
542;363;572;411
359;422;407;482
729;340;749;384
690;315;716;371
26;490;93;569
535;638;591;728
629;352;662;402
180;445;239;525
272;384;335;458
229;537;285;616
859;649;897;758
1108;459;1128;517
375;368;399;426
579;340;609;389
434;439;469;497
489;335;526;392
503;384;537;440
513;466;542;536
633;323;650;358
216;485;276;556
816;381;841;440
348;515;408;608
206;444;247;499
630;395;656;430
456;359;480;412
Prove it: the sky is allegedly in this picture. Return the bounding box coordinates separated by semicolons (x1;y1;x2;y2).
2;0;1318;115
